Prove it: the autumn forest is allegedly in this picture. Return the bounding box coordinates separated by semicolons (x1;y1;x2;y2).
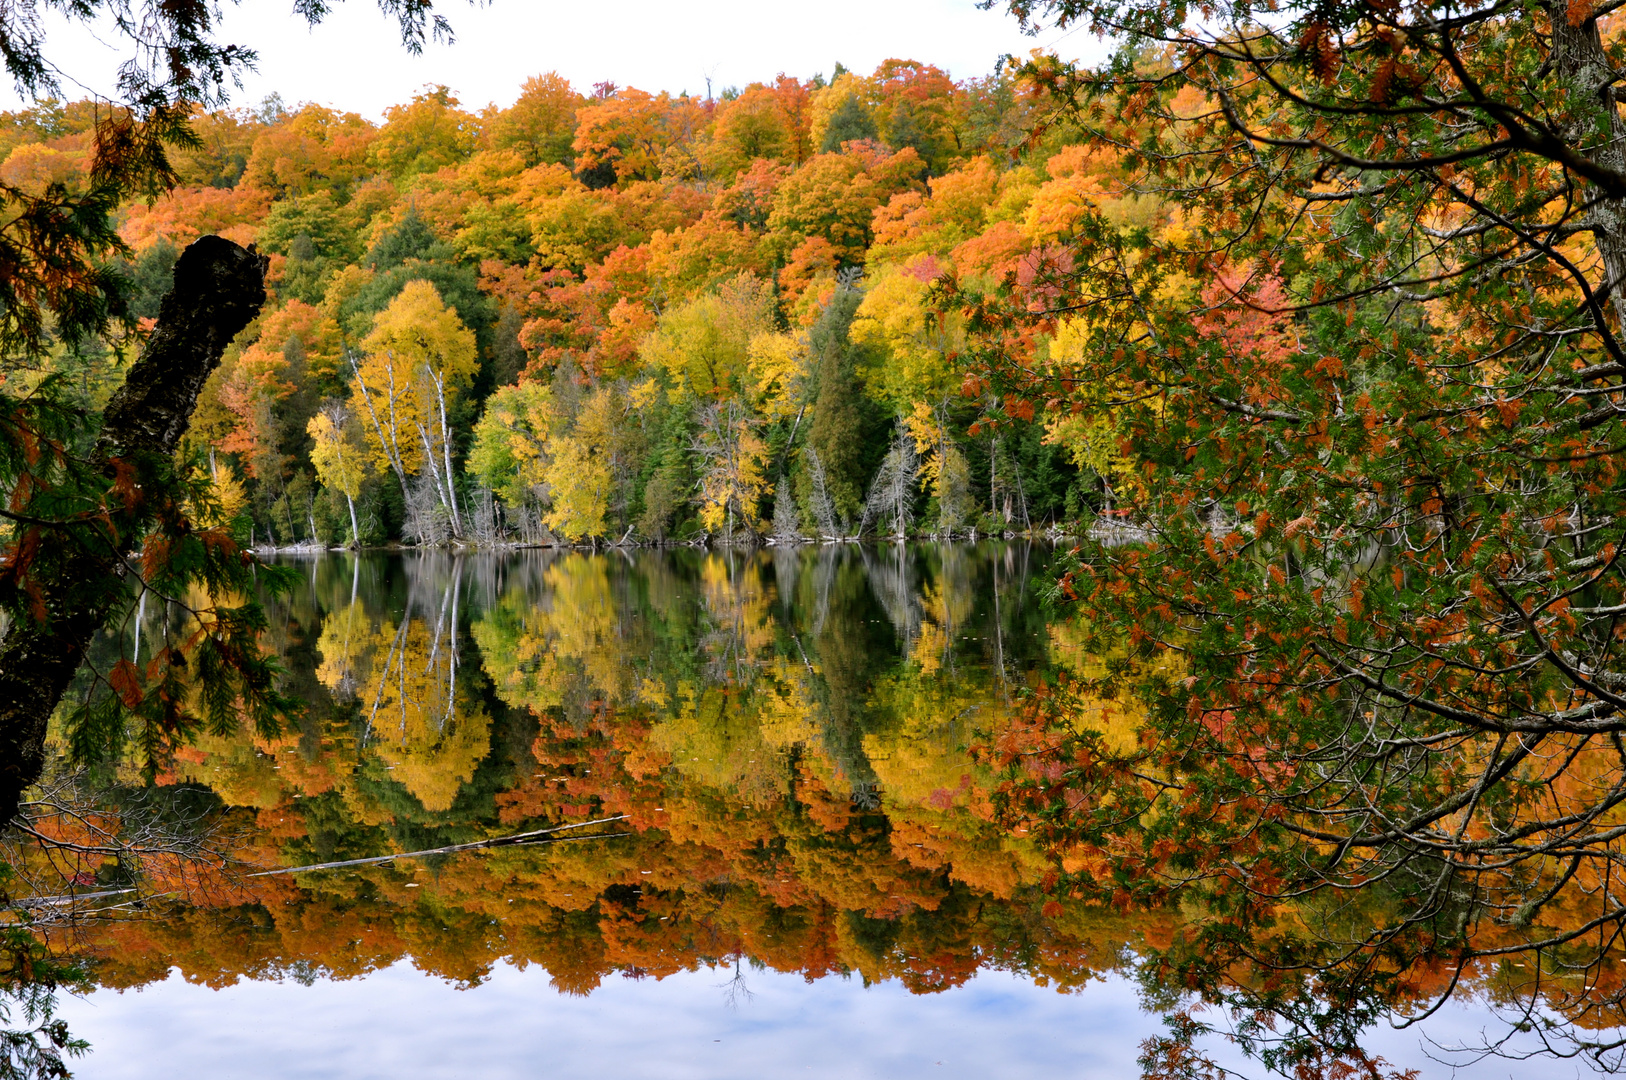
7;63;1093;549
13;0;1626;1074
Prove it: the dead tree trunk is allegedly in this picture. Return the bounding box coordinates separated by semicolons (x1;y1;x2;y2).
0;235;268;828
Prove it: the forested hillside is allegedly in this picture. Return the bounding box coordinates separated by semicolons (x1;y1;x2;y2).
2;63;1119;546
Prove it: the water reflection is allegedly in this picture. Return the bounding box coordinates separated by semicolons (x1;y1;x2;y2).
27;544;1620;1080
76;544;1151;1001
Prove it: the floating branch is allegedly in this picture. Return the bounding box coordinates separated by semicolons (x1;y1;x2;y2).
9;814;632;907
247;814;632;876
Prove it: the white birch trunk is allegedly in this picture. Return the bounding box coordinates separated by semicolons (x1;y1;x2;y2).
432;368;464;537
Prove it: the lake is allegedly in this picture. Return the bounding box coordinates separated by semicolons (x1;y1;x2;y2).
40;546;1572;1077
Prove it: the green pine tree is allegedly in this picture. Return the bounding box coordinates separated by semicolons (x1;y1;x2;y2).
806;285;887;528
819;95;878;153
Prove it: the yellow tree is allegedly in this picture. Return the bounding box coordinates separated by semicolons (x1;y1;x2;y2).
850;260;960;412
370;85;481;179
1038;316;1139;514
307;402;369;545
543;435;612;542
849;260;968;532
639;275;776;400
242;103;376;197
489;72;582;167
540;385;644;543
349;606;490;812
640;278;784;540
744;331;810;425
467;380;557;515
705;85;796;180
807;71;874;153
350;280;479;538
691;399;771;539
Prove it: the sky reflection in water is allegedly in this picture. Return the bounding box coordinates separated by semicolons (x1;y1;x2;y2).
59;964;1571;1080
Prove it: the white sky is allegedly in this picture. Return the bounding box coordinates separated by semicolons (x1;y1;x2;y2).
27;0;1110;119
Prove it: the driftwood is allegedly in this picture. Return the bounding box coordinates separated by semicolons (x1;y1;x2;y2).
247;813;630;876
0;236;269;828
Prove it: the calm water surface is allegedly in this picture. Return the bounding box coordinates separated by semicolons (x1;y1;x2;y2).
51;545;1564;1078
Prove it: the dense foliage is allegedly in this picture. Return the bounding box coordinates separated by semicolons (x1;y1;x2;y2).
2;65;1109;548
22;0;1626;1071
956;0;1626;1073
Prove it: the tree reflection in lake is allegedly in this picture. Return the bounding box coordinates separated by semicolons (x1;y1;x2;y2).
55;543;1164;1007
9;543;1621;1078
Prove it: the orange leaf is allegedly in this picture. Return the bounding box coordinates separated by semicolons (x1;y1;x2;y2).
110;658;143;709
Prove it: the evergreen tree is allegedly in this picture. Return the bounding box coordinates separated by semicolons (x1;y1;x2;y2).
124;237;180;319
884;100;929;161
806;285;886;528
819;95;877;153
364;208;444;270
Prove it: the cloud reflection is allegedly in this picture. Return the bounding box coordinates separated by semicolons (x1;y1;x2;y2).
59;964;1568;1079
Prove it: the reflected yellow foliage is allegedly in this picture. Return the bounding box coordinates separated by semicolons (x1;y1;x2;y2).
76;547;1175;1012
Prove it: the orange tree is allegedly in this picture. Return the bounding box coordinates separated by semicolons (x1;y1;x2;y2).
967;0;1626;1073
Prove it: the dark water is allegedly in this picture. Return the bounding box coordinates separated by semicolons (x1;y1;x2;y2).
50;545;1553;1078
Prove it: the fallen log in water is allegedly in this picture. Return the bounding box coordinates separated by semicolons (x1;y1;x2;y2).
247;814;632;876
8;814;631;907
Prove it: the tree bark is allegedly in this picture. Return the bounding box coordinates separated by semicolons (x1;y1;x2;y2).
348;350;412;506
434;370;464;538
0;235;267;828
1550;1;1626;332
346;491;360;547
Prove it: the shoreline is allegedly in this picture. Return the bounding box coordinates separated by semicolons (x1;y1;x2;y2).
246;527;1098;557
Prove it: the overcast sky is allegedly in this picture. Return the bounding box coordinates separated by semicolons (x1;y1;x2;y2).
25;0;1110;119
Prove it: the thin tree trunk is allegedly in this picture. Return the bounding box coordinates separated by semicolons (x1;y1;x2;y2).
341;491;358;547
989;436;998;522
1012;454;1030;530
0;236;268;827
382;362;409;498
433;369;463;538
133;591;146;662
416;420;453;527
349;350;410;504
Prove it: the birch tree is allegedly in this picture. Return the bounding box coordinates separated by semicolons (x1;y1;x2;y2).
349;280;478;539
307;401;368;545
